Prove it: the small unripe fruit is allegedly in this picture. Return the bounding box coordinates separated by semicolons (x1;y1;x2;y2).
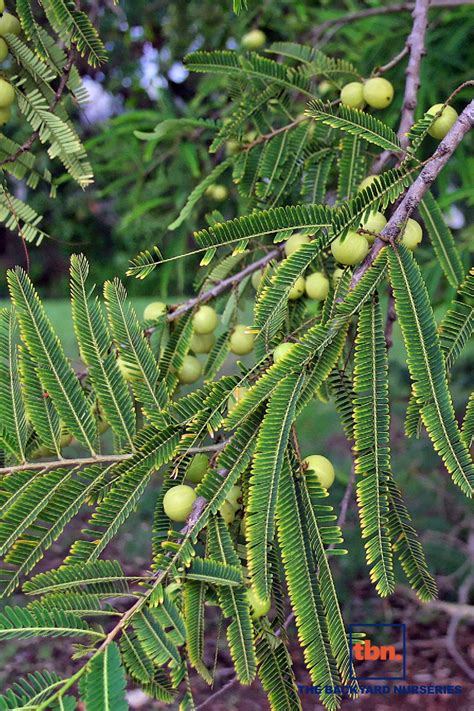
0;78;15;108
247;587;271;618
226;139;241;155
219;500;235;525
60;432;73;449
226;485;242;511
273;342;295;363
143;301;167;321
241;29;266;51
163;485;196;522
284;233;310;256
206;184;228;201
190;332;215;354
401;218;422;250
319;80;332;96
186;453;209;483
98;417;110;435
251;270;263;290
363;77;394;109
0;106;10;125
305;272;329;301
227;386;248;415
192;305;218;334
117;356;139;382
358;175;380;192
359;211;387;243
332;267;345;285
427;103;458;140
0;2;4;14
0;38;8;62
177;355;202;384
0;13;21;36
340;82;365;109
303;454;335;489
288;276;305;300
331;231;369;266
229;325;255;355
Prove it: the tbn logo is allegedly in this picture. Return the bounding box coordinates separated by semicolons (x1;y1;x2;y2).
349;623;406;681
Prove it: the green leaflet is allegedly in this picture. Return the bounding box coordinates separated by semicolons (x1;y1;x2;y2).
419;192;464;289
388;246;474;497
353;298;395;597
256;633;302;711
0;605;104;640
0;309;27;461
247;371;305;600
461;392;474;447
0;669;64;709
337;134;365;202
183;581;211;683
82;642;128;711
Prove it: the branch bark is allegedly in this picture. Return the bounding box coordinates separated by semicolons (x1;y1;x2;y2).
352;99;474;288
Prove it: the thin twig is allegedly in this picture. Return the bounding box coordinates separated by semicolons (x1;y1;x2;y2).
375;46;409;76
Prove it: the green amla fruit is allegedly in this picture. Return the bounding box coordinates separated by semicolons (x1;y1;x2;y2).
117;356;139;382
305;271;329;301
186;453;209;483
163;485;197;522
0;78;15;108
227;386;249;415
427;103;458;140
0;106;11;125
359;211;387;243
363;77;394;109
192;305;218;334
400;218;422;250
229;325;255;355
205;183;228;201
358;175;380;192
219;500;235;525
241;29;266;50
331;231;369;266
177;355;202;384
288;276;305;300
0;13;21;36
226;485;242;511
340;82;365;109
190;332;215;354
247;587;271;618
303;454;335;489
143;301;167;321
0;37;8;62
273;342;295;363
284;233;310;256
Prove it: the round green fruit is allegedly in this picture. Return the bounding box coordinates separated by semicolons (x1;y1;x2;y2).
288;276;305;300
332;267;344;285
305;272;329;301
117;356;139;382
226;485;242;511
0;3;4;14
251;270;263;290
226;139;241;155
273;342;295;363
227;386;249;415
303;454;335;489
358;175;380;192
186;453;209;483
247;587;271;618
359;211;387;243
427;103;458;140
230;325;255;355
241;29;266;50
192;305;218;334
0;13;21;36
0;106;10;125
363;77;394;109
340;82;365;109
0;78;15;108
284;233;310;256
206;184;228;201
219;500;235;525
0;37;8;62
319;80;332;96
190;331;215;354
60;432;73;449
163;485;196;522
177;355;202;384
143;301;167;321
331;231;369;266
401;218;422;250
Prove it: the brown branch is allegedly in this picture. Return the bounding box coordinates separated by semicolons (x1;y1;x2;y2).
375;46;410;76
351;99;474;289
384;287;397;349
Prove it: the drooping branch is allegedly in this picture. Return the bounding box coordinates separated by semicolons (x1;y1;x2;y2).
352;99;474;288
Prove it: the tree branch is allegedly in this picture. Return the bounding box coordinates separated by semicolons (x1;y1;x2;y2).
351;99;474;288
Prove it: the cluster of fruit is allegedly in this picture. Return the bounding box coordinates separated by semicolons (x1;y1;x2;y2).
0;2;21;126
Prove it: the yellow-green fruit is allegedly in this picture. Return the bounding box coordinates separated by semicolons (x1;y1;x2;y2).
319;80;332;96
190;332;215;354
0;2;4;14
117;356;139;382
288;276;305;300
0;106;10;125
303;454;335;489
98;417;110;435
192;305;218;334
358;175;379;192
227;386;249;415
0;37;8;62
186;453;209;483
143;301;167;321
163;485;196;522
0;13;21;36
226;485;242;511
31;444;54;459
0;78;15;108
251;270;263;290
340;82;365;109
359;211;387;243
332;267;344;285
177;355;202;384
363;77;394;109
331;231;369;266
219;500;235;525
284;233;310;256
226;140;241;155
273;342;295;363
229;325;255;355
247;587;271;618
427;103;458;140
305;272;329;301
206;184;228;201
60;432;73;449
401;218;422;250
241;29;266;50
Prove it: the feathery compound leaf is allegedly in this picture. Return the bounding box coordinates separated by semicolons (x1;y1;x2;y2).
247;372;305;600
207;517;257;684
353;298;395;597
0;605;104;640
126;246;163;280
24;560;129;596
302;149;333;203
104;278;167;423
388;246;474;496
337;135;366;202
82;642;128;711
42;0;107;66
461;392;474;447
186;557;243;586
7;267;97;452
133;607;181;667
256;633;302;711
306;100;401;153
0;669;64;709
267;42;361;85
0;309;27;461
183;581;211;683
418;192;464;289
70;255;136;448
